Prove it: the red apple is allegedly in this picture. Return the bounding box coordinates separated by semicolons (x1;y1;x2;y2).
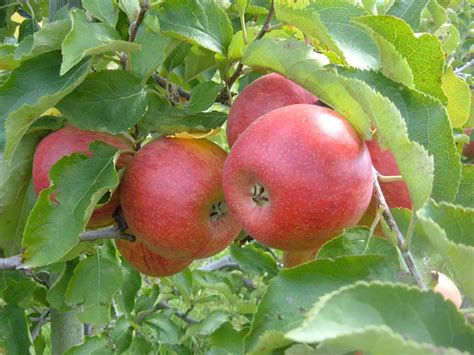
432;271;462;309
366;139;411;209
120;137;241;260
223;104;373;251
116;239;192;277
32;125;132;229
283;249;318;268
462;128;474;158
226;73;317;147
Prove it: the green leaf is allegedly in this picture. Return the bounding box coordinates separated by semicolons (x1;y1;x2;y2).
0;305;31;355
118;0;140;22
244;256;398;353
0;133;43;256
2;273;40;307
61;9;139;75
0;51;91;161
65;336;113;355
157;0;233;54
141;94;227;135
417;200;474;302
195;310;229;336
46;261;76;312
274;0;379;69
82;0;119;28
354;16;447;104
145;313;183;345
317;227;398;263
210;322;246;355
57;70;148;134
338;68;460;203
242;38;434;209
14;20;71;61
426;0;448;31
229;243;278;278
454;165;474;208
187;81;224;114
442;67;471;128
110;318;133;353
127;335;153;354
286;282;474;353
130;21;173;82
0;44;19;70
386;0;429;28
65;254;123;325
184;46;217;81
118;262;141;315
22;143;120;267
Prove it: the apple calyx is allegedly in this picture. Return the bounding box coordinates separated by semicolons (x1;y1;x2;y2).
251;184;269;206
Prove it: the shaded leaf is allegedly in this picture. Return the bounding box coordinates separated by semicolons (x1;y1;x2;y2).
0;305;31;355
454;165;474;208
188;81;224;114
82;0;119;28
58;70;148;133
386;0;429;28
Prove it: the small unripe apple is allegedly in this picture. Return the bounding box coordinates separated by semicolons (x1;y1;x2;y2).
432;271;462;309
226;73;317;147
366;139;412;209
120;137;241;260
32;125;132;228
116;239;192;277
223;104;373;251
462;128;474;158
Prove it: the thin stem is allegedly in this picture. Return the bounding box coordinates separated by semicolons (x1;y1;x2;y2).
0;2;20;10
31;308;51;341
363;207;381;254
377;174;403;183
135;301;199;324
454;59;474;75
240;12;248;44
80;226;136;242
152;74;191;100
198;255;237;271
403;213;418;250
125;0;149;71
372;168;427;290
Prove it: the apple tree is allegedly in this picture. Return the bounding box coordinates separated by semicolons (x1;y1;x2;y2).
0;0;473;354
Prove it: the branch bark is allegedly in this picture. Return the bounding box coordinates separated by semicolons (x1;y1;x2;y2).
373;169;427;290
31;308;51;341
135;301;199;324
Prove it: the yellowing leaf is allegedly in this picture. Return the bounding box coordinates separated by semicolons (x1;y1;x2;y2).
168;128;221;139
442;68;471;128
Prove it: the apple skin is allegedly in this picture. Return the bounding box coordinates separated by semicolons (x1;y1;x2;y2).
463;128;474;158
366;139;412;209
223;104;373;251
226;73;317;147
282;249;318;268
433;271;462;309
116;239;192;277
32;125;133;229
120;137;241;260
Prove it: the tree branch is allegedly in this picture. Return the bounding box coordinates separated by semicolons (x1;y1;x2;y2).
198;255;237;271
129;0;149;43
152;74;191;101
135;301;199;324
31;308;51;341
0;255;23;270
454;59;474;75
219;0;276;103
373;169;427;290
79;226;136;242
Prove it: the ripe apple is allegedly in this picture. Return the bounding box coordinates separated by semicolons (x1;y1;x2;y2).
32;125;132;228
283;249;318;268
366;138;412;209
462;128;474;158
226;73;317;147
120;137;241;260
223;104;373;251
432;271;462;309
116;239;192;277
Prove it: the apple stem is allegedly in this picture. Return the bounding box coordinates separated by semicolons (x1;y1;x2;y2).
373;168;427;290
377;174;403;183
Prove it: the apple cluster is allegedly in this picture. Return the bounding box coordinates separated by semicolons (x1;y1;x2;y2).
31;73;473;282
